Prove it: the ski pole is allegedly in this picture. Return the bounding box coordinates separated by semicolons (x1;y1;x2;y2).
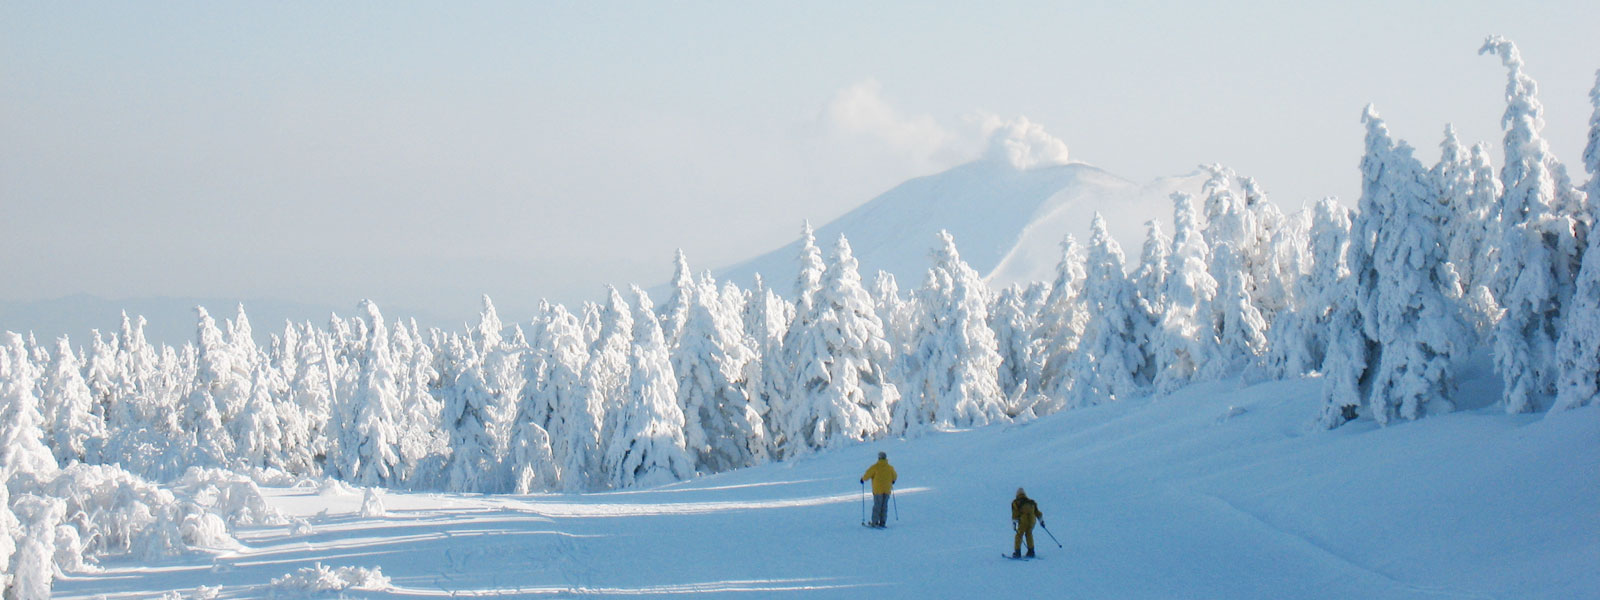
1038;521;1063;548
861;481;871;525
892;492;899;521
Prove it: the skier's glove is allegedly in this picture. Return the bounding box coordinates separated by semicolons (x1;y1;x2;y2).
1012;520;1018;531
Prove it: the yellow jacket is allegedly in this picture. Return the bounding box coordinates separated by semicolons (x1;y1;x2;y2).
1012;495;1042;529
860;459;897;495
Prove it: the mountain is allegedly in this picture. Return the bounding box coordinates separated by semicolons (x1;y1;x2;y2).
713;159;1207;294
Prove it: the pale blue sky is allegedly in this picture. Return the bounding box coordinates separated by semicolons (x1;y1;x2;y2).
3;1;1596;324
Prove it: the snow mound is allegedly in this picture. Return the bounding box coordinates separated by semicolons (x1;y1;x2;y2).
268;563;390;597
174;467;288;527
359;488;386;517
315;478;360;497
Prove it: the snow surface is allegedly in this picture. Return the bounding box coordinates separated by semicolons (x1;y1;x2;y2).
54;374;1597;599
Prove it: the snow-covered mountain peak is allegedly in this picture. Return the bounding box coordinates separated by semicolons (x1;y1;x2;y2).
716;157;1206;294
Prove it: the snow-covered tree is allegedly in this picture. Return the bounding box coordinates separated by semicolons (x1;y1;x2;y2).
1434;126;1498;299
603;288;695;489
539;303;599;493
587;287;634;486
1354;106;1471;424
41;337;105;466
390;319;442;488
1481;36;1586;414
476;298;525;486
1152;193;1219;394
1035;235;1089;407
1552;71;1600;412
1;333;59;479
777;235;899;456
8;494;64;600
285;323;337;476
894;231;1006;431
989;284;1040;405
1317;212;1371;428
438;335;499;493
1204;242;1269;380
743;276;791;458
183;307;236;469
794;221;826;314
675;279;767;473
233;360;288;471
341;301;403;486
1066;215;1148;407
659;249;695;348
1273;198;1351;377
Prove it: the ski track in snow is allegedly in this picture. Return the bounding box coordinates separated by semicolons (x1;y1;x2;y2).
51;378;1596;600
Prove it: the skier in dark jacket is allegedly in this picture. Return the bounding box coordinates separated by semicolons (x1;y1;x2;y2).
1011;487;1043;558
860;452;896;528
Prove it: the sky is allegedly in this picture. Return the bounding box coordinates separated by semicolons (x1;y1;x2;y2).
3;1;1597;327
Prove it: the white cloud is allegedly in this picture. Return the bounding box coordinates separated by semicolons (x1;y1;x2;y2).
976;114;1071;170
820;79;964;170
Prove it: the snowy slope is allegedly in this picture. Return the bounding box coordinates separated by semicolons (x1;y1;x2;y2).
55;372;1598;599
715;160;1206;293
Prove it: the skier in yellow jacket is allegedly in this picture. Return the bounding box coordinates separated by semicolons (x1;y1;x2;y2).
1012;487;1043;558
860;452;896;528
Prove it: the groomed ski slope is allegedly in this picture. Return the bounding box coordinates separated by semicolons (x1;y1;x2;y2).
57;374;1598;599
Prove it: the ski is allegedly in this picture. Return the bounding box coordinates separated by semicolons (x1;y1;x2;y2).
1001;553;1039;561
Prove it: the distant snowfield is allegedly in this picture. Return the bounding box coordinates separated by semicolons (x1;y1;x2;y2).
56;374;1597;599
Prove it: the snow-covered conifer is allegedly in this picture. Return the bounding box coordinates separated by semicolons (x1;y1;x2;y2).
675;280;766;473
1035;235;1089;407
659;249;695;348
183;307;235;468
1066;215;1147;407
1275;198;1351;377
778;235;898;456
894;231;1006;431
1204;242;1269;380
1152;193;1219;394
342;301;403;486
1317;259;1370;426
989;285;1040;404
234;361;288;471
8;494;63;600
42;337;104;466
538;303;596;493
390;319;442;488
794;221;826;314
1;333;59;479
1481;36;1586;413
286;324;337;476
603;288;694;489
587;287;634;486
476;298;525;485
1355;106;1471;424
873;272;913;361
438;336;499;493
743;276;791;457
1552;71;1600;412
